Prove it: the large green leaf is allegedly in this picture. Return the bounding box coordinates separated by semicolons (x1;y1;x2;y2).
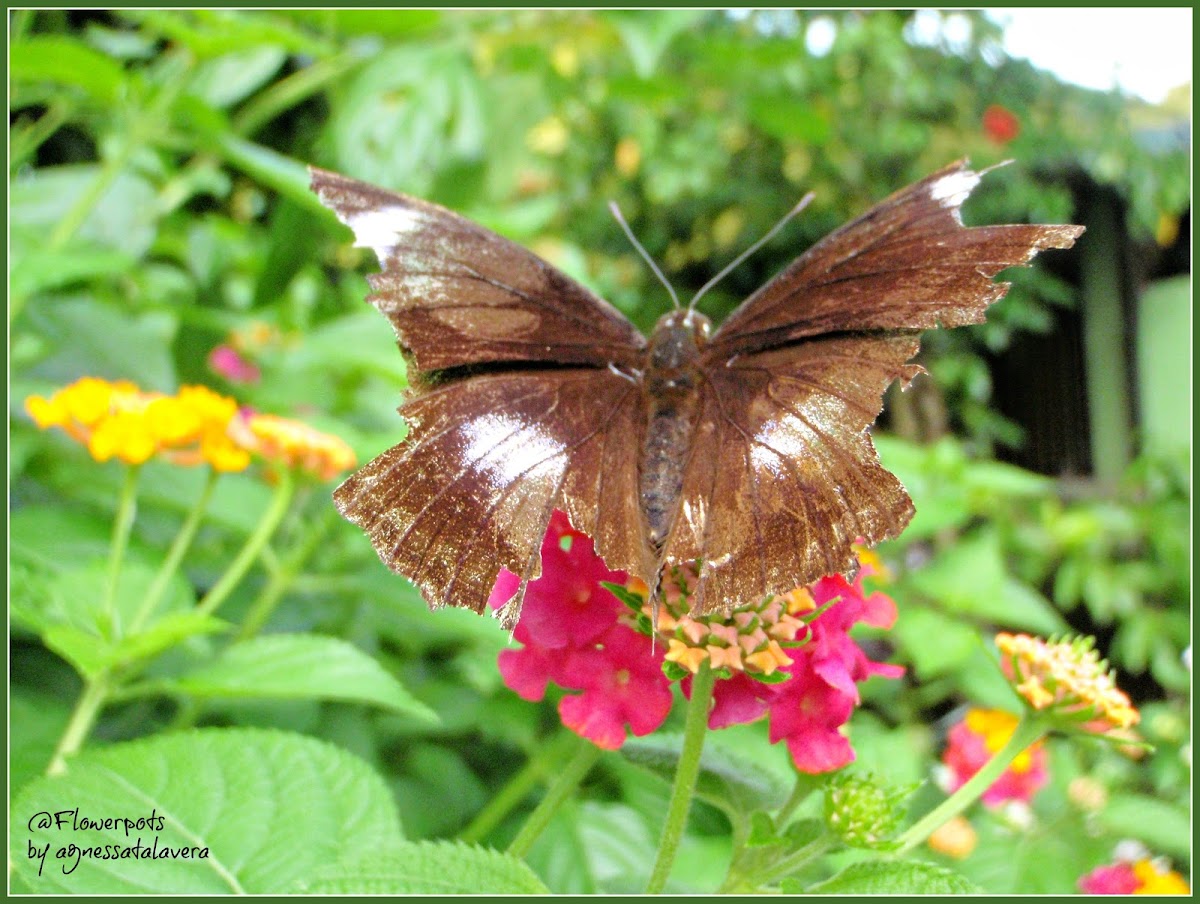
10;728;403;893
299;841;550;894
805;859;981;894
10;166;159;260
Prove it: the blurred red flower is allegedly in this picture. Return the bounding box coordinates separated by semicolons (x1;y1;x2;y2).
982;104;1020;143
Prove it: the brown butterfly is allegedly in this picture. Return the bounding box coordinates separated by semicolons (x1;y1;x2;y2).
311;161;1083;623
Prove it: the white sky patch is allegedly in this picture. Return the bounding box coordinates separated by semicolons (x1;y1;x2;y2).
345;204;425;264
462;414;566;487
929;169;981;209
987;8;1192;104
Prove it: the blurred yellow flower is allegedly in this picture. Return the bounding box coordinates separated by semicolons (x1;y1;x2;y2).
25;378;248;470
614;137;641;177
25;378;355;481
927;815;977;860
526;116;569;156
233;412;356;481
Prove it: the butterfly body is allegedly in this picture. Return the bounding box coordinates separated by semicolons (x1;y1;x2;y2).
311;162;1083;623
641;309;711;551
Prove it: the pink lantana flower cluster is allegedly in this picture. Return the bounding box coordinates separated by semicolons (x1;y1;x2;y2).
940;708;1049;807
491;511;903;772
1079;854;1190;895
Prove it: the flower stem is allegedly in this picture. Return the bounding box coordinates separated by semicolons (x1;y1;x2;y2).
103;464;141;626
776;771;822;827
645;663;716;894
129;468;219;634
894;714;1047;856
506;735;603;859
235;504;335;641
742;834;835;891
460;732;579;845
196;469;295;618
47;675;111;775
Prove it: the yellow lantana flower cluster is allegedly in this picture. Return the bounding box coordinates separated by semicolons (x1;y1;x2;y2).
229;413;356;482
25;377;356;481
996;633;1140;731
26;378;249;470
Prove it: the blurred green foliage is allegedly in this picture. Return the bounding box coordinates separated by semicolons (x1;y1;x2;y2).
9;8;1190;894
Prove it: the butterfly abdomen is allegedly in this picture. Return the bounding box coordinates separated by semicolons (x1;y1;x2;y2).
640;310;712;551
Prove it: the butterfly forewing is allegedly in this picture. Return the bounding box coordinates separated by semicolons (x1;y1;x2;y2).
310;168;646;372
706;160;1086;359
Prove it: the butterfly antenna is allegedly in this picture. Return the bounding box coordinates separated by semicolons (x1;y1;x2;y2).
688;192;815;311
609;200;681;309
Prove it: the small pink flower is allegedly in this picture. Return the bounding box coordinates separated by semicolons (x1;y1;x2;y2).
493;511;672;749
208;345;261;384
1078;863;1140;895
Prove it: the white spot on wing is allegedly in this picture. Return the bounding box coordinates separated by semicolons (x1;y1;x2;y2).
928;170;981;209
345;205;426;264
463;413;567;487
750;417;808;474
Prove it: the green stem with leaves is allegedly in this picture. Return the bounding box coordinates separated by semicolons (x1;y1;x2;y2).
197;469;296;618
506;735;603;859
459;731;581;845
645;663;716;894
894;713;1047;856
47;676;111;775
129;468;219;634
103;464;141;628
235;503;335;641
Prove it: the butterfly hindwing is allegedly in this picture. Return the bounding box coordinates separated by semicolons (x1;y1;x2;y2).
667;334;921;612
333;368;654;621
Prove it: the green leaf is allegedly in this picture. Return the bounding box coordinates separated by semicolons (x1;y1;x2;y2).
187;46;286;108
10;246;135;299
10;37;127;103
283;311;408;384
301;840;550;894
21;561;216;678
10;692;72;797
807;860;982;894
892;605;978;678
15;559;179;638
1098;793;1190;860
11;728;402;893
607;10;708;78
11;165;159;260
904;531;1067;634
10;506;120;574
747;94;831;143
169;634;438;721
575;802;656;892
324;46;485;194
18;297;178;391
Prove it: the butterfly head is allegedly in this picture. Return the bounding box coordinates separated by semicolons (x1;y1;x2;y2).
646;309;712;393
